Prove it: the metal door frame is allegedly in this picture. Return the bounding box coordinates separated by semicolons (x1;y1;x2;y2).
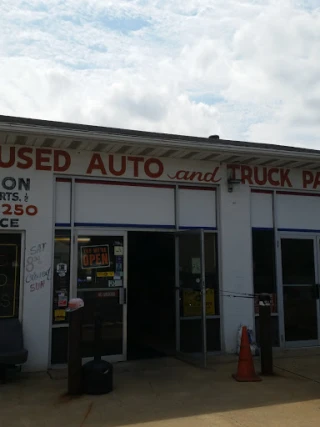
278;232;320;348
73;228;127;363
175;228;207;368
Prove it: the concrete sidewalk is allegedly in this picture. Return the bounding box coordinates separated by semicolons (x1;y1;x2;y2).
1;354;320;427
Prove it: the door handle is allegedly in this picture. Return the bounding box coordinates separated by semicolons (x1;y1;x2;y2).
119;288;127;305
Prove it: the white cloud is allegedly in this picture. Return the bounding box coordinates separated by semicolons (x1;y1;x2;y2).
0;0;320;147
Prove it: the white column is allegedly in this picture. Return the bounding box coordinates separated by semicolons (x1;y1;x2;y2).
21;172;54;371
219;167;254;353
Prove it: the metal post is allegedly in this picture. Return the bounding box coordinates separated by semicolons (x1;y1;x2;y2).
68;306;83;395
259;293;273;375
94;313;102;362
200;229;207;368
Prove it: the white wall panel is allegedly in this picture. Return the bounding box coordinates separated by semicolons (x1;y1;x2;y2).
178;188;216;228
277;193;320;230
251;192;273;228
75;182;175;226
220;184;254;352
55;181;71;224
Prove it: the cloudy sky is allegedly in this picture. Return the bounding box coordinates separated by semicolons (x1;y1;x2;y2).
0;0;320;147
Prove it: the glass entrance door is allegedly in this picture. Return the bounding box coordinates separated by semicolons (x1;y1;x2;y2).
75;230;127;362
175;229;207;367
280;236;320;347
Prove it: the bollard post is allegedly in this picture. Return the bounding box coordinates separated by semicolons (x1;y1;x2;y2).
67;298;84;395
259;293;273;375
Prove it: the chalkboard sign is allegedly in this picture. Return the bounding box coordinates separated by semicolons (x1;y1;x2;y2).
0;244;19;318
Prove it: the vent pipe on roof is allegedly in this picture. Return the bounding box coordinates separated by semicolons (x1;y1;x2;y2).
209;135;219;139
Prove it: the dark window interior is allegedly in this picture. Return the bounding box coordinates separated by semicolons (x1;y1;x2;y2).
281;238;318;342
252;229;276;295
127;231;221;359
127;232;176;359
0;233;21;319
252;229;279;343
281;238;315;285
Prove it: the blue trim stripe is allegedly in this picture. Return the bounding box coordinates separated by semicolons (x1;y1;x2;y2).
74;222;176;229
252;227;274;231
179;226;217;231
278;228;320;233
55;222;217;230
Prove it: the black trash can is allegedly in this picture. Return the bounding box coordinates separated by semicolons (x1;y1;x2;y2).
82;359;113;394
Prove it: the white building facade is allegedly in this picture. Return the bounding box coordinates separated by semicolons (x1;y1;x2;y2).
1;115;320;371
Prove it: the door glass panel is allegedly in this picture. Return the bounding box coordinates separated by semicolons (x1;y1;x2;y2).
177;230;206;367
282;238;315;284
281;238;318;343
52;230;71;325
77;235;124;358
283;285;318;341
204;234;219;316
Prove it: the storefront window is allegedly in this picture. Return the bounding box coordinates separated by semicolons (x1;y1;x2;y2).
52;230;71;324
179;233;219;317
252;229;277;313
77;234;124;357
0;233;21;318
179;232;220;352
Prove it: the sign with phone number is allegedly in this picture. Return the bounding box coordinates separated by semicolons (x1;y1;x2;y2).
0;203;39;228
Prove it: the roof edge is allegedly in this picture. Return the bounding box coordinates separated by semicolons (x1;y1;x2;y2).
0;114;319;158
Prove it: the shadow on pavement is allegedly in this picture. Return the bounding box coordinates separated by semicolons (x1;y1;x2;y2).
1;356;320;426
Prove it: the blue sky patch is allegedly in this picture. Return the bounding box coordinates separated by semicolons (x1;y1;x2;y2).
98;15;151;33
190;94;225;105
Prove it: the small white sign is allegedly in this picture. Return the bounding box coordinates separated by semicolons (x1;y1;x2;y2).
56;263;67;277
108;279;123;288
192;258;201;274
114;246;123;255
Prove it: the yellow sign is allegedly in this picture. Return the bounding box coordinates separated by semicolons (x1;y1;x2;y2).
54;309;66;322
182;289;215;317
97;271;114;278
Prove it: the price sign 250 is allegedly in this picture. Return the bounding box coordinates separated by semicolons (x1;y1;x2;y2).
1;204;38;216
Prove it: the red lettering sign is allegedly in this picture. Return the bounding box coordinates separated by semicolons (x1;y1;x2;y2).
128;156;144;177
54;150;71;172
86;153;107;175
2;146;311;189
302;170;320;190
167;167;221;183
0;147;71;172
227;165;293;188
109;155;126;176
17;147;33;169
144;158;164;179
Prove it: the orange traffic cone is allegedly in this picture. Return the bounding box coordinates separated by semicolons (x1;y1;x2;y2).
232;326;261;382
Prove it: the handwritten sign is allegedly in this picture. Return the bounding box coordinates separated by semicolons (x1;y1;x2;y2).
0;244;18;318
81;245;110;269
26;242;51;292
